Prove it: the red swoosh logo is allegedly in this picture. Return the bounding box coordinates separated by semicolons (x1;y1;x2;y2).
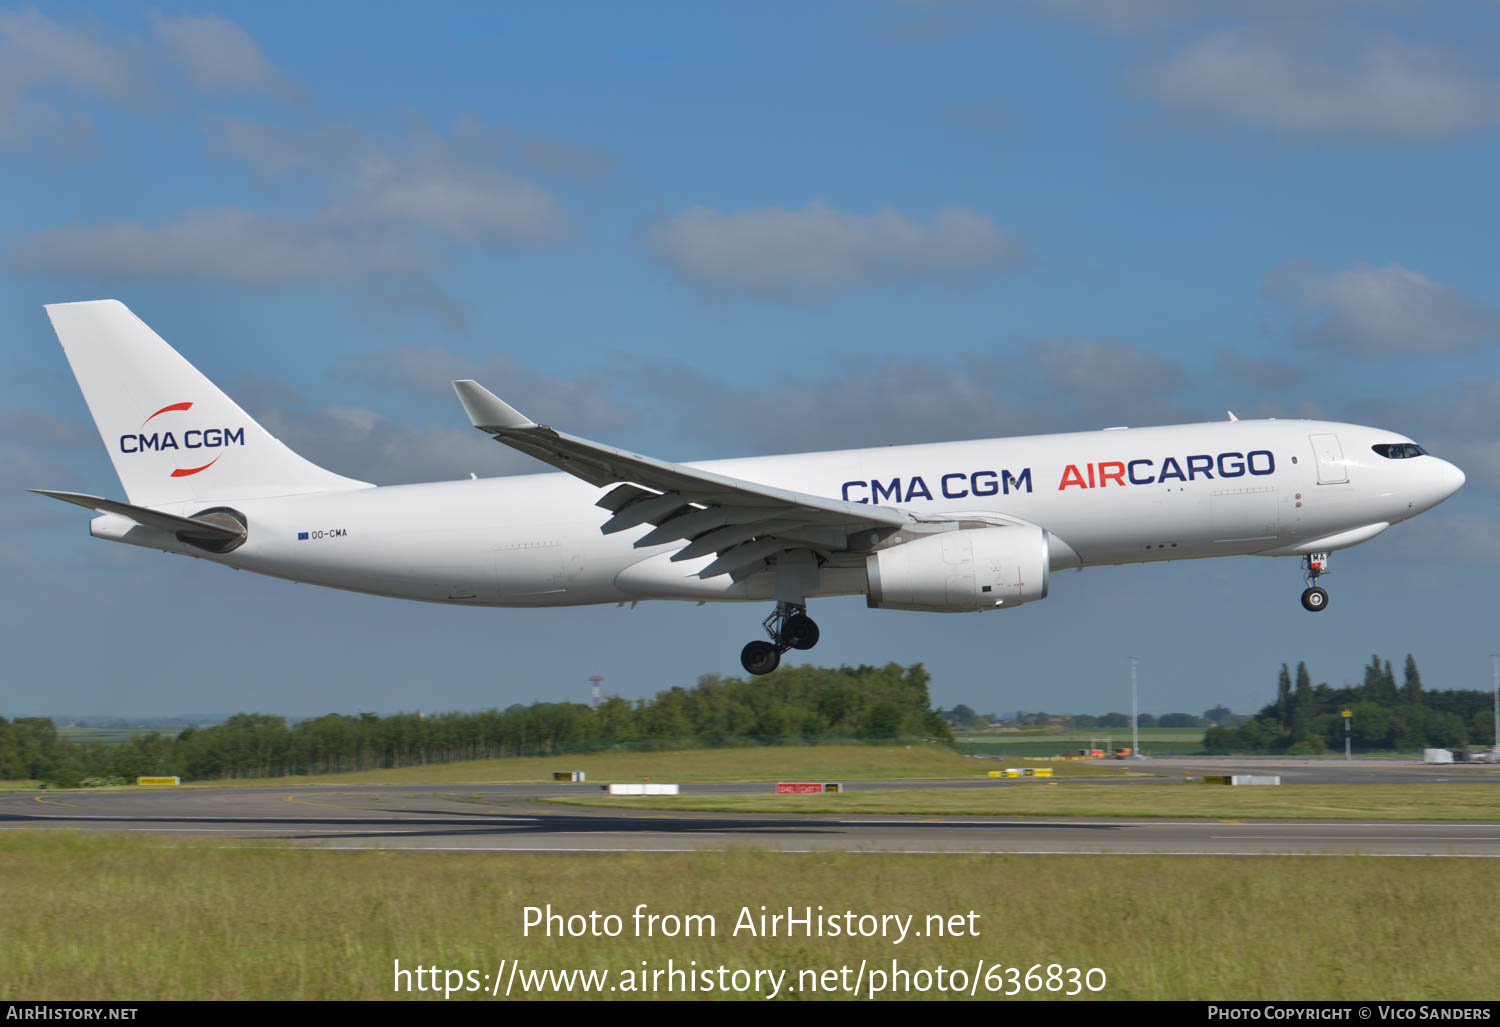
144;401;193;425
170;456;220;478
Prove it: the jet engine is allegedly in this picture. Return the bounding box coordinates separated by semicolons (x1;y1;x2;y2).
865;525;1049;612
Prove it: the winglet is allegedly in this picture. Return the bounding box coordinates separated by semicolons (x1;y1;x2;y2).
451;380;536;432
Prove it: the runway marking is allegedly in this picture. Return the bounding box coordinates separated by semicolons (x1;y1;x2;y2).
549;831;729;836
32;795;77;807
117;828;304;834
0;825;449;836
308;846;706;853
0;813;540;823
283;794;370;811
1212;833;1500;840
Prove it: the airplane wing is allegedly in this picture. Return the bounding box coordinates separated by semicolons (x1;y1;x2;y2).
452;380;909;580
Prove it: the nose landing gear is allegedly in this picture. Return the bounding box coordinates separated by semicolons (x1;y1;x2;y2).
739;601;820;675
1300;552;1330;612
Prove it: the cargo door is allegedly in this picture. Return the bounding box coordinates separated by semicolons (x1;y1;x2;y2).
1210;487;1278;542
1308;433;1348;484
495;538;566;599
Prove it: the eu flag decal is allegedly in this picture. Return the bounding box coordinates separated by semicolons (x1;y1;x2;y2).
297;531;309;540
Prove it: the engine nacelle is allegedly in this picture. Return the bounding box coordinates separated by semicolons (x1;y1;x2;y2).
865;525;1050;613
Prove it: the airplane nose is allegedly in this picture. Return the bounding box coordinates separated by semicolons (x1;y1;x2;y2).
1441;459;1466;497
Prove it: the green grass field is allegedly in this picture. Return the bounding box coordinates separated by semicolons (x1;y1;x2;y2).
2;831;1496;1001
954;727;1207;758
0;743;1124;791
547;782;1500;820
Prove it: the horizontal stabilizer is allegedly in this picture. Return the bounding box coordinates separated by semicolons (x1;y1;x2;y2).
30;489;245;543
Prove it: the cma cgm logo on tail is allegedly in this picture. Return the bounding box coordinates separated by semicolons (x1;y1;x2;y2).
118;402;245;478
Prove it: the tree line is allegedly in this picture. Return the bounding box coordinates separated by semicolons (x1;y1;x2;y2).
1;663;950;785
938;705;1236;729
1203;654;1496;755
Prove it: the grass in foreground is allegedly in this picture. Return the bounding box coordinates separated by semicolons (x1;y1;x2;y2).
4;744;1122;791
1;831;1496;1000
545;782;1500;820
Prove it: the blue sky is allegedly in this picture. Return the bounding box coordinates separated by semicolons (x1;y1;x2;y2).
2;1;1498;719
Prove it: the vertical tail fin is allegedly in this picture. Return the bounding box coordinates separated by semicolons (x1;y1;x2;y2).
45;300;371;506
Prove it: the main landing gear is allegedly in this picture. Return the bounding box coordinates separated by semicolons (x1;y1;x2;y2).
740;601;820;676
1300;552;1330;612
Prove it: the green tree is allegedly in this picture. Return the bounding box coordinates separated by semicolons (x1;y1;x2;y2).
862;702;904;738
1402;654;1423;704
1363;655;1398;705
1291;662;1316;743
946;704;981;727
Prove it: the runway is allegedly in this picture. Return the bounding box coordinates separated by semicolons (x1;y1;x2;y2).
3;762;1498;857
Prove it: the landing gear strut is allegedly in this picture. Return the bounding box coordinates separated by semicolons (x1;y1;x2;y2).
740;601;820;675
1300;552;1330;612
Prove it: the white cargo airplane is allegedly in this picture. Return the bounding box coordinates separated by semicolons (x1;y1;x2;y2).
34;300;1465;674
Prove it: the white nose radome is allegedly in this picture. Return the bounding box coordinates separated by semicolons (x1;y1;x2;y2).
1438;459;1466;499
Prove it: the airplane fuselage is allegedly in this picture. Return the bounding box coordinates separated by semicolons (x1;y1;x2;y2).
88;417;1462;609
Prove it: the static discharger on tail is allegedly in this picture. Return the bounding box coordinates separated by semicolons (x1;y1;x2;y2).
33;300;1466;675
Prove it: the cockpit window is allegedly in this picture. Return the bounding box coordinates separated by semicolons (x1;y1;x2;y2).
1372;443;1428;459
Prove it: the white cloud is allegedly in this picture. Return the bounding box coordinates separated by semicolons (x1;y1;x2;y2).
1377;513;1500;565
0;7;151;150
628;341;1196;456
0;9;301;152
149;12;293;97
512;135;617;178
245;401;524;486
1043;0;1208;31
1215;348;1307;389
222;355;639;486
213;117;577;245
349;155;568;245
650;202;1027;301
1042;0;1378;32
0;7;148;97
0;407;92;449
224;379;543;486
11;207;433;285
1032;338;1184;397
12;117;580;317
1263;261;1497;356
344;345;635;434
1138;30;1500;141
